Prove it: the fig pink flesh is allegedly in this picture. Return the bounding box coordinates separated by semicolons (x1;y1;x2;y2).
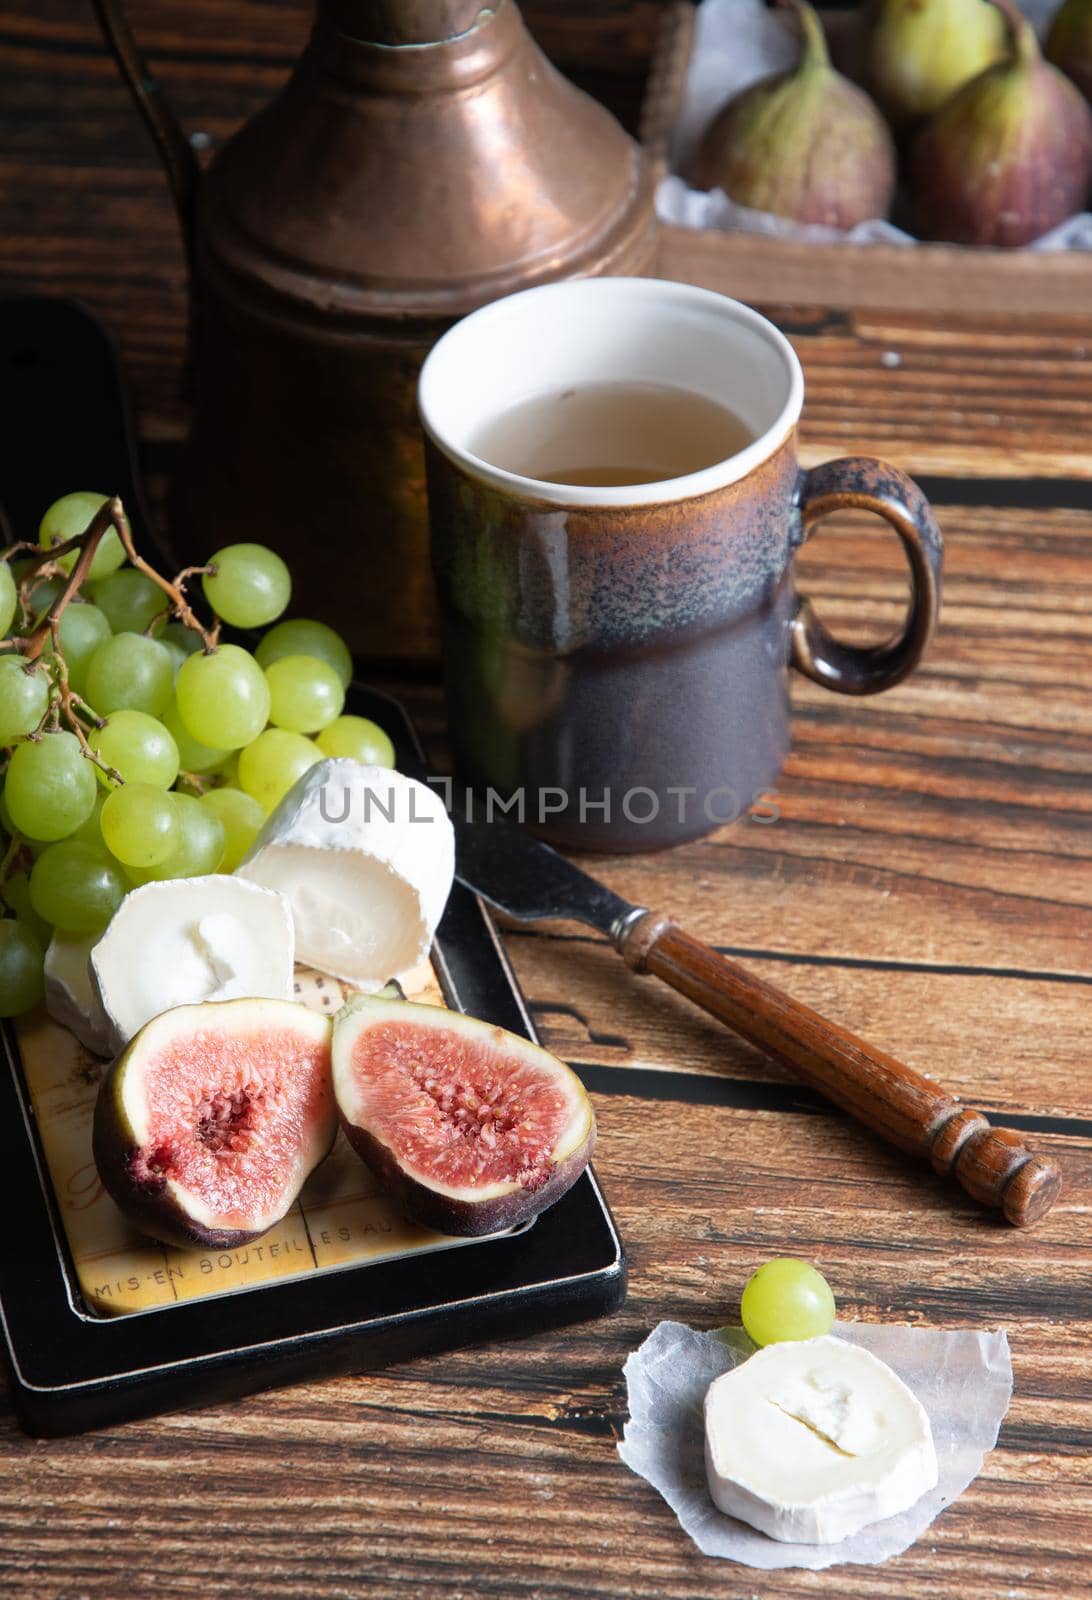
349;1021;575;1192
134;1027;333;1224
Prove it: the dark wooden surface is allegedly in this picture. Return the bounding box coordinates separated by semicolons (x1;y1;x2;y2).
1;3;1090;1596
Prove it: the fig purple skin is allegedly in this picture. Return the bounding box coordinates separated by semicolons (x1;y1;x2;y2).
343;1120;594;1239
332;993;596;1238
93;998;337;1250
912;6;1092;247
690;0;896;229
1046;0;1092;103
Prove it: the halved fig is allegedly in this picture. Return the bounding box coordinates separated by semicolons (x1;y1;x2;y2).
93;998;336;1249
331;993;596;1236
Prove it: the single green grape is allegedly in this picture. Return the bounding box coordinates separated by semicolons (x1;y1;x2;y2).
30;840;127;934
1;871;52;949
238;728;320;814
0;656;50;743
314;714;395;769
264;653;345;733
175;644;271;750
38;492;124;580
0;562;16;637
0;920;45;1017
740;1258;836;1347
89;569;166;636
200;786;265;872
4;731;98;841
100;783;181;868
160;699;229;775
203;543;291;629
255;617;352;690
89;710;179;789
0;788;53;857
84;633;174;717
51;602;113;699
125;792;225;884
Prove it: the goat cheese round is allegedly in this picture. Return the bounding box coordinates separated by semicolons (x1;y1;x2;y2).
704;1334;938;1544
89;876;295;1056
236;760;454;990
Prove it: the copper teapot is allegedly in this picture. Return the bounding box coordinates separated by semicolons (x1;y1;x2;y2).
94;0;656;659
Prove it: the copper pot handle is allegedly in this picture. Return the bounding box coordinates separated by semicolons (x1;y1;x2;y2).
791;456;943;695
90;0;199;276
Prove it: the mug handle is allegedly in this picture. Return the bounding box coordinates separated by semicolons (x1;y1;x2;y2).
791;457;943;695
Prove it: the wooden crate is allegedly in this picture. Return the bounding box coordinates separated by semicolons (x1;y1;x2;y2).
642;1;1092;314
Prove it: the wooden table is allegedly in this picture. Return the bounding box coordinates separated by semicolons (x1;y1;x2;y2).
1;4;1090;1596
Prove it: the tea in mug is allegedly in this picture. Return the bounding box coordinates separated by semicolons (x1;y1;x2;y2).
467;380;755;487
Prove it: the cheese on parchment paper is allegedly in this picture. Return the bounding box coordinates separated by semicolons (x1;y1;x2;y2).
704;1335;937;1544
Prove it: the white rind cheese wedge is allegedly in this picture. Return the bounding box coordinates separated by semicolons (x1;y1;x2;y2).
90;876;295;1056
704;1335;938;1544
236;759;454;990
44;932;114;1056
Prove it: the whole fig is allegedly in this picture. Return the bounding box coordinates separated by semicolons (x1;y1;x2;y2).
912;0;1092;246
867;0;1008;127
689;0;896;230
1047;0;1092;102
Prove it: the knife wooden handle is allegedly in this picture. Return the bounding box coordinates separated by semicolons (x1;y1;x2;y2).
617;912;1061;1227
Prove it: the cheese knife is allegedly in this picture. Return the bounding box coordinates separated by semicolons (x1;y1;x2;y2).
451;805;1062;1227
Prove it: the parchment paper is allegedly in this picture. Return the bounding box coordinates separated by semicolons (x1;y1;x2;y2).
618;1319;1013;1569
659;0;1092;251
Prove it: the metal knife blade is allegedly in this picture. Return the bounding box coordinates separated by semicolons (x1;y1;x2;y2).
450;800;637;941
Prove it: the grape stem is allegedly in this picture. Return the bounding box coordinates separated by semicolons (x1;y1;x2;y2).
107;506;221;653
6;512;110;668
1;495;219;781
146;566;219;642
2;552;70;632
2;496;219;666
48;624;125;785
175;770;213;796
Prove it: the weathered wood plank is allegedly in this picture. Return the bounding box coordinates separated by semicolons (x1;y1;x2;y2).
518;931;1092;1120
792;310;1092;477
1;1101;1087;1600
660;223;1092;322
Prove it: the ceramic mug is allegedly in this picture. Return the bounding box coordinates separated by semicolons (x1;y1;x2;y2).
419;278;942;851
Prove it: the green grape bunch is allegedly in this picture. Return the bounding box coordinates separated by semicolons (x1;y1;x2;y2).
1;492;395;1021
